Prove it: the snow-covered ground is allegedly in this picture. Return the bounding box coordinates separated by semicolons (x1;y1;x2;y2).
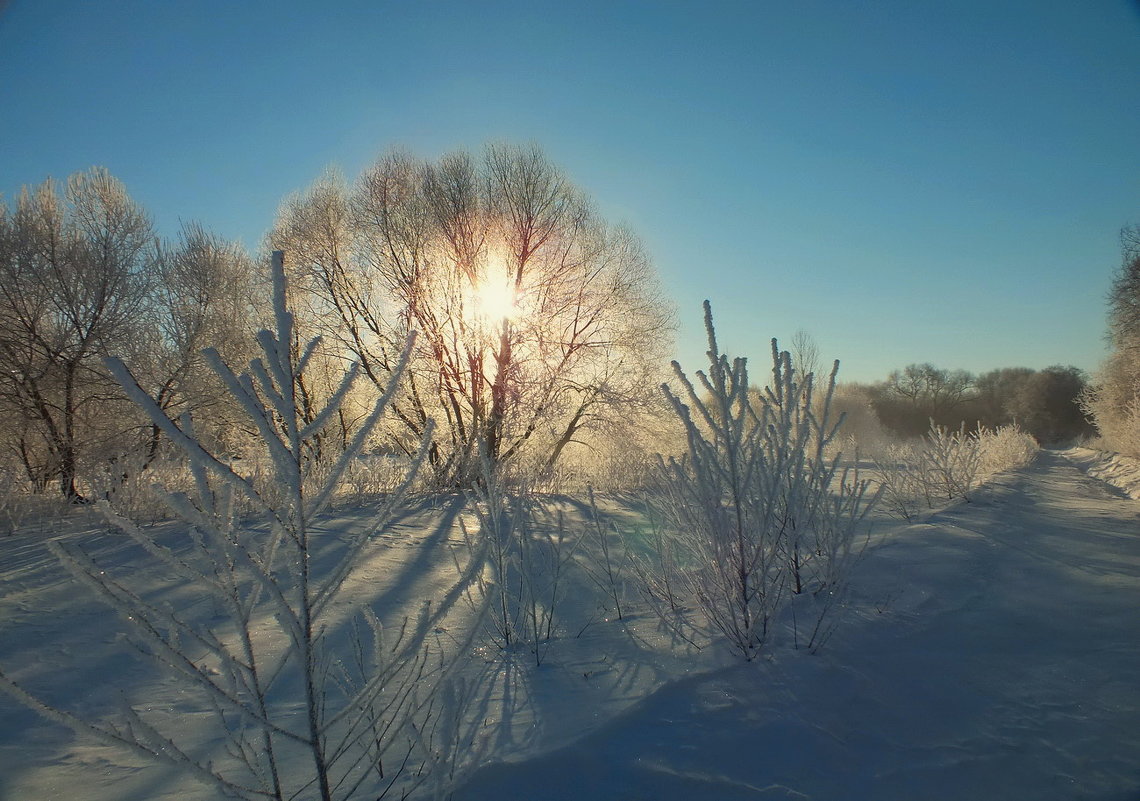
1060;446;1140;500
2;451;1138;800
457;451;1140;800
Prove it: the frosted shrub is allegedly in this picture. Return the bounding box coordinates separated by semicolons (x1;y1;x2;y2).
210;444;413;518
582;486;629;622
628;497;685;621
0;252;483;801
0;470;85;537
90;455;194;524
924;422;983;501
581;421;683;493
818;384;894;462
873;423;980;518
873;442;932;519
875;422;1037;518
1080;386;1140;458
342;453;414;502
648;302;878;660
978;424;1038;474
1107;399;1140;457
0;464;30;535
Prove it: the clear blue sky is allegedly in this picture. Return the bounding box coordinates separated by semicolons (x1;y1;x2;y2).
2;0;1137;383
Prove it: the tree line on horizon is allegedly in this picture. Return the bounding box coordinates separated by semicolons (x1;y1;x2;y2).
852;362;1094;445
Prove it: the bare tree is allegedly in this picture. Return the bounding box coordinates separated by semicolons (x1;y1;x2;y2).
0;169;153;500
1006;366;1093;444
1075;225;1140;453
974;367;1036;427
789;329;820;381
871;363;975;436
1107;224;1140;348
885;364;974;415
271;144;674;487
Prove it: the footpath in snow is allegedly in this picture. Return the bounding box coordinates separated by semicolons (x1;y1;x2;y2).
456;450;1140;800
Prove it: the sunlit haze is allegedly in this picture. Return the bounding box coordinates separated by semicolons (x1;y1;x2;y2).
1;0;1137;382
471;279;518;327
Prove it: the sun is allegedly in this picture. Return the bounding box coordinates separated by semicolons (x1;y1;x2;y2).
466;251;520;326
472;277;518;324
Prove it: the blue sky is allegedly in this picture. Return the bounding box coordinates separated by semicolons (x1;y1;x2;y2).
2;0;1137;383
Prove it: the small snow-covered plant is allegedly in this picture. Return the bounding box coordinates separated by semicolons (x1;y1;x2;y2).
460;460;576;666
978;424;1038;475
91;453;194;524
582;486;628;621
874;422;1037;518
923;422;983;501
0;252;483;801
872;442;930;520
872;424;972;516
342;453;413;505
627;497;685;619
650;302;877;661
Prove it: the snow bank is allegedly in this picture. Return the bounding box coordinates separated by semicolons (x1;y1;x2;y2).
1059;446;1140;499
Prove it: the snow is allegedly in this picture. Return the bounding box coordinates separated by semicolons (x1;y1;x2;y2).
2;451;1139;800
1059;446;1140;500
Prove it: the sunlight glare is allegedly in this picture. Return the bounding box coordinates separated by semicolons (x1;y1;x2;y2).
472;275;518;324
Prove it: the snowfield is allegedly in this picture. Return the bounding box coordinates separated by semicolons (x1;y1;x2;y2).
1;450;1138;800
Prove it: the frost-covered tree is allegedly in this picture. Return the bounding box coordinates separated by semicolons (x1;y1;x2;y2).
1082;225;1140;454
1007;366;1093;444
0;169;154;499
270;144;674;487
1081;350;1140;455
460;461;577;667
0;251;484;800
789;329;820;383
1107;225;1140;346
971;366;1092;444
973;367;1036;428
0;170;263;502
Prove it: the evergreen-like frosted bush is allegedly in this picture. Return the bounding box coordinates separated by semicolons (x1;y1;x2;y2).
646;302;878;659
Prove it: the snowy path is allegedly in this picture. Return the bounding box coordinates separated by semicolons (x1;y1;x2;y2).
455;451;1140;800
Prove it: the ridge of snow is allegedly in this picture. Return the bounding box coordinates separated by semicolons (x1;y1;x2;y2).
1059;447;1140;499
